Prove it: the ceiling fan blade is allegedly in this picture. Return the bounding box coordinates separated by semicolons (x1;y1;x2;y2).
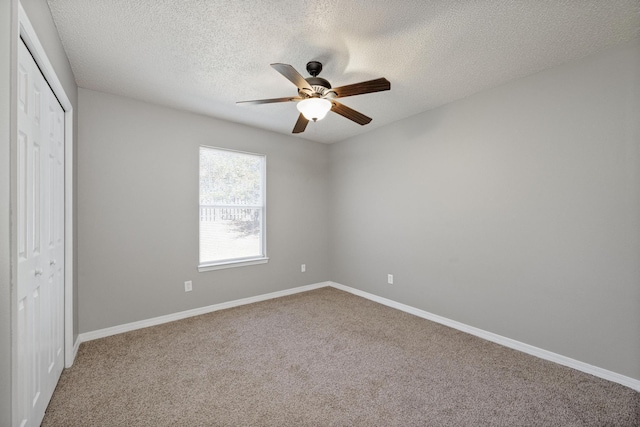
331;101;372;125
271;63;313;91
237;96;302;105
292;113;309;134
332;78;390;98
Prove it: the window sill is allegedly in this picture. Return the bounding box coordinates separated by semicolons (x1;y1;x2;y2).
198;257;269;272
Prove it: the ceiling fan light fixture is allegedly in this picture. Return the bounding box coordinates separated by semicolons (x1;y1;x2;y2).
237;62;390;133
297;98;331;122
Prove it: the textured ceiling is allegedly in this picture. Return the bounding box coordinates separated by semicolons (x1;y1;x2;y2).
47;0;640;144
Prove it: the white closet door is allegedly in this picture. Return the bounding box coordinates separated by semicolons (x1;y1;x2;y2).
17;38;65;427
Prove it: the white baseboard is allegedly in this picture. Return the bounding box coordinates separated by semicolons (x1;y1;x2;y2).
329;281;640;392
77;282;330;344
76;280;639;392
70;336;81;367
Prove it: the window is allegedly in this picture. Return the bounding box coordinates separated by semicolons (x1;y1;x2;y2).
199;146;267;271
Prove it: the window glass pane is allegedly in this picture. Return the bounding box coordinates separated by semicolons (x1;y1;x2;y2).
200;148;263;206
199;146;265;266
199;208;262;263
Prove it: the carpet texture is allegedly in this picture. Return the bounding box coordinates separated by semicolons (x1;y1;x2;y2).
43;287;639;426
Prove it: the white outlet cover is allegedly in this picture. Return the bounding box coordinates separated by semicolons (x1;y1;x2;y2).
301;264;306;273
387;274;394;284
184;280;193;292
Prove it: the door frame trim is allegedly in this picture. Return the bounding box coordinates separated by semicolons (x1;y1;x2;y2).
17;3;75;369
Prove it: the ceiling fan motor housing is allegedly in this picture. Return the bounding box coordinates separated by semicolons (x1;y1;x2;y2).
306;76;331;89
305;78;336;99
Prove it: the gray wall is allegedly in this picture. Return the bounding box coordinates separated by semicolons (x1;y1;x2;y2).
1;1;78;424
77;89;330;333
329;39;640;380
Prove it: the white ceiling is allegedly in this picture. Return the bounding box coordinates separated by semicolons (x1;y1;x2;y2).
47;0;640;144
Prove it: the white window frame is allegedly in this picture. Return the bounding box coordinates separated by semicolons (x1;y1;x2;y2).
198;146;268;272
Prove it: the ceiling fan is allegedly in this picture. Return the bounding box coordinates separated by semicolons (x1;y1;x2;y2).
237;61;390;134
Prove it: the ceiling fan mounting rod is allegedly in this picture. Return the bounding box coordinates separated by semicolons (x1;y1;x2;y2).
304;61;332;91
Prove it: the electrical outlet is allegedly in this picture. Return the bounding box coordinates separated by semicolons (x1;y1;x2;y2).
387;274;393;285
184;280;192;292
301;264;306;273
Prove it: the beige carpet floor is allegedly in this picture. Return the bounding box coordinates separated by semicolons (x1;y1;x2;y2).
43;287;639;426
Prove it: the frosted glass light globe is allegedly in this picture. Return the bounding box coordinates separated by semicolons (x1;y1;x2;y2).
296;98;331;121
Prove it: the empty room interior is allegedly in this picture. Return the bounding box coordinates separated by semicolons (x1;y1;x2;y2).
1;0;640;425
